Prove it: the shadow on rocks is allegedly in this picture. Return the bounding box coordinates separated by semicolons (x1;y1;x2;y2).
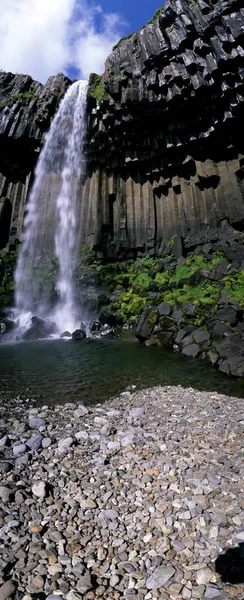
215;543;244;584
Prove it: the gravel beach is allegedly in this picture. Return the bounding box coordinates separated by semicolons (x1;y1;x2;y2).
0;385;244;600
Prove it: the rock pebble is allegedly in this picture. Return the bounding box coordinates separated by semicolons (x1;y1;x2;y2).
0;385;244;599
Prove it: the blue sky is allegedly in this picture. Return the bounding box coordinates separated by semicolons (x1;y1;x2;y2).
1;0;164;83
96;0;163;34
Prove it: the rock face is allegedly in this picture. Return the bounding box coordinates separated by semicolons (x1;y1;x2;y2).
84;0;244;258
0;72;71;250
0;0;244;259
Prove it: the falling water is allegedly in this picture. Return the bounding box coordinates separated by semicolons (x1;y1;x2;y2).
14;80;88;334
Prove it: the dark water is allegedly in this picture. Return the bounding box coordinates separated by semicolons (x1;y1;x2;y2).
0;338;243;405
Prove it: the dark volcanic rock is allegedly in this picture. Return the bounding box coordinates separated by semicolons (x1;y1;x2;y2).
22;316;57;340
82;0;244;259
0;72;72;250
136;308;159;341
1;0;244;260
72;329;87;340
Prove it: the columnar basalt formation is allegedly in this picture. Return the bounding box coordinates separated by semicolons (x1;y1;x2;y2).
0;0;244;258
85;0;244;258
0;72;71;249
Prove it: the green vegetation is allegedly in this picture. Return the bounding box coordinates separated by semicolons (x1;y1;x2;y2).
0;251;17;307
89;74;105;103
89;250;244;327
223;270;244;304
0;90;36;111
147;7;164;24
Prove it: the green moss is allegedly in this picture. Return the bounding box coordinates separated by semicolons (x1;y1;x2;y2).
89;75;105;103
163;281;220;307
222;270;244;306
147;6;164;24
115;288;148;323
171;252;222;284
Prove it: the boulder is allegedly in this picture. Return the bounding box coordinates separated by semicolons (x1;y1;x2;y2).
60;331;72;338
182;344;200;358
135;308;159;341
192;328;210;345
98;308;120;327
72;329;86;341
217;305;238;325
91;321;101;332
22;316;57;341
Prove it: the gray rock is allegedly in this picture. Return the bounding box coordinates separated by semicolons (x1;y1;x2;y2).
204;587;222;598
129;407;144;418
0;486;12;503
107;441;121;450
57;436;74;453
0;581;16;600
76;573;92;594
0;462;13;474
32;480;47;499
74;406;88;418
182;343;200;358
196;568;213;585
13;443;27;456
192;328;210;344
110;575;120;587
158;301;171;316
26;434;43;451
146;566;175;589
15;453;29;466
29;416;46;429
102;509;119;520
42;437;52;448
75;431;89;441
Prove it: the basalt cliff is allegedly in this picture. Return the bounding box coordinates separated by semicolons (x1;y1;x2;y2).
0;0;243;259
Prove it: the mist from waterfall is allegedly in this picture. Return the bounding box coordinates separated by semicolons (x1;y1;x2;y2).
14;80;88;335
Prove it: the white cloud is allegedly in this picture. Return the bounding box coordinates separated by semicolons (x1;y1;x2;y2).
0;0;125;83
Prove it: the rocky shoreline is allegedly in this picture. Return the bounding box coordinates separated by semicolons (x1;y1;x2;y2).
0;385;244;600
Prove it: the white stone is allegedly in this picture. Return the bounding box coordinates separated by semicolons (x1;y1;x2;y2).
32;480;47;499
196;568;213;585
146;566;175;589
74;406;88;418
57;437;73;453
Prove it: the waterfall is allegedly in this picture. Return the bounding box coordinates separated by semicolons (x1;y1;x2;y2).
14;80;88;336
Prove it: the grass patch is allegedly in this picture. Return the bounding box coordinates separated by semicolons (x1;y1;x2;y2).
89;74;105;103
147;7;164;24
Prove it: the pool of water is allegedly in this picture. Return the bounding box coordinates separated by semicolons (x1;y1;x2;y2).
0;338;243;405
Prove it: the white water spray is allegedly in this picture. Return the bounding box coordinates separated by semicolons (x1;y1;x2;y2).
14;80;88;334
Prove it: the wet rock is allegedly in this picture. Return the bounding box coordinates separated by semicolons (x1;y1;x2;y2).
72;329;86;341
136;307;159;341
98;308;120;327
158;302;171;316
182;343;200;358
